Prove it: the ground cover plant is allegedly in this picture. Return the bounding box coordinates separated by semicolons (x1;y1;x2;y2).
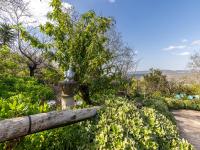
165;98;200;111
0;95;193;150
0;74;54;101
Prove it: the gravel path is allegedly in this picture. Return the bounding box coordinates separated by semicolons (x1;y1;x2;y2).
172;110;200;150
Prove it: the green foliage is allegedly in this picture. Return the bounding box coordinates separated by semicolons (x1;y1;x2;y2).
0;74;54;149
40;0;114;95
0;94;50;119
0;75;54;101
17;22;49;50
0;46;27;76
128;77;140;96
139;107;192;150
91;97;191;150
38;67;63;84
40;0;112;74
171;83;198;96
143;68;169;97
0;94;51;149
0;23;15;47
185;84;200;95
137;68;200;100
141;98;175;122
165;98;200;111
0;96;193;150
19;0;119;99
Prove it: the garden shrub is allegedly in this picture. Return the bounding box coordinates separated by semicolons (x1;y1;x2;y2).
0;75;54;101
0;96;193;150
91;97;192;149
0;46;28;76
165;99;200;111
0;94;50;119
142;98;175;123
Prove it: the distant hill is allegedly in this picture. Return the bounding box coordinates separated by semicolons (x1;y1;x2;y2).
132;70;191;80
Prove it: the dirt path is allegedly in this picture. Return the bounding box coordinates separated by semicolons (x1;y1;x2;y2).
172;110;200;150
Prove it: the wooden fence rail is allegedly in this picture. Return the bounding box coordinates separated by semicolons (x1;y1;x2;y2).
0;107;99;142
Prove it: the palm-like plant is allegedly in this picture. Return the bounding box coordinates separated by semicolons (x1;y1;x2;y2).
0;23;15;47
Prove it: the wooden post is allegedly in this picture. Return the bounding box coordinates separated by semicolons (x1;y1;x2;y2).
0;107;99;142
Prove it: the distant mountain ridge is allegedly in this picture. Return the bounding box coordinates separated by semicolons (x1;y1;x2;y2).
132;70;191;79
135;70;190;74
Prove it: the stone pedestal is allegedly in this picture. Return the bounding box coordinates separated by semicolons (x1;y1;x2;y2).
59;80;78;110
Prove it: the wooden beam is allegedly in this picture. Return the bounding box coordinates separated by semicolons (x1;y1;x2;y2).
0;107;99;142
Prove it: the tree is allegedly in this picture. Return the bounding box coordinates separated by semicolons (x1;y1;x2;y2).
20;0;114;104
188;51;200;72
0;45;26;76
0;23;15;47
0;0;60;78
106;27;137;78
187;51;200;84
19;0;137;104
0;0;30;24
143;68;169;96
43;1;113;104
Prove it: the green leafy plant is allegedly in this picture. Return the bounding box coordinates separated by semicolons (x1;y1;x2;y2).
0;46;27;76
0;94;50;119
0;74;54;101
0;96;193;150
165;98;200;111
0;23;15;47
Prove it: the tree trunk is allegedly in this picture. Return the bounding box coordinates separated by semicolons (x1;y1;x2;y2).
29;63;37;77
79;84;93;105
29;68;34;77
0;107;100;142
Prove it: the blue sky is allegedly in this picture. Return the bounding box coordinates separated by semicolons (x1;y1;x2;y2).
66;0;200;71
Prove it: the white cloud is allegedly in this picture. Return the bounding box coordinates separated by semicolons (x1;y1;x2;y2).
177;52;190;56
108;0;116;3
163;39;200;56
181;39;188;43
191;40;200;46
163;45;186;51
24;0;71;25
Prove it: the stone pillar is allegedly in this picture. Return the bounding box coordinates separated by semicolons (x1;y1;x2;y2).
59;80;78;110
